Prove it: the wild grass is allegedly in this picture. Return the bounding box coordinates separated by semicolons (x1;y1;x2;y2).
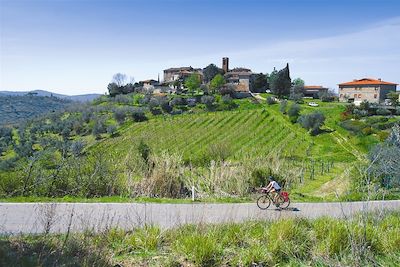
1;211;399;267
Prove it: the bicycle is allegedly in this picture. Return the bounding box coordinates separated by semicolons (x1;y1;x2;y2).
256;188;291;210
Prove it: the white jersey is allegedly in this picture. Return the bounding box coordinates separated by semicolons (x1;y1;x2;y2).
271;181;281;190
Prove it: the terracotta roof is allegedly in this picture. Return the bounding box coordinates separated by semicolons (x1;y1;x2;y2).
304;85;326;89
140;79;158;83
339;78;397;86
164;67;193;72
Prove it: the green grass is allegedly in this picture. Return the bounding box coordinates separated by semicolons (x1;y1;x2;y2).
1;211;399;267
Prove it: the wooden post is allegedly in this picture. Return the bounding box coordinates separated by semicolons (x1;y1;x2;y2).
191;186;195;202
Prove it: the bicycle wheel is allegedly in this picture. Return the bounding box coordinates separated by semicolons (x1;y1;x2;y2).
274;195;285;208
257;195;271;210
280;197;291;209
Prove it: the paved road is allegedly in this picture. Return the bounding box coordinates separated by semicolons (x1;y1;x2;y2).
0;200;399;234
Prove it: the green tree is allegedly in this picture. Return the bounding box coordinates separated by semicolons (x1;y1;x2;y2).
271;64;292;97
184;74;201;95
253;73;269;92
203;64;223;83
298;112;325;135
269;67;278;91
387;92;399;106
288;103;301;123
292;78;305;87
210;74;225;94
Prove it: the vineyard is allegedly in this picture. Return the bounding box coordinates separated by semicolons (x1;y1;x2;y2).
94;106;360;200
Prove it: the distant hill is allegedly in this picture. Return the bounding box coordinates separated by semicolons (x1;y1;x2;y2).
0;90;102;102
0;95;73;126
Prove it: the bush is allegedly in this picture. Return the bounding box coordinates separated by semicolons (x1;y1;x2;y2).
279;100;288;114
288;103;301;123
130;108;147;122
170;97;185;107
114;108;127;124
106;125;117;136
318;91;335;102
376;108;391;116
396;107;400;115
201;95;215;111
160;100;173;113
266;96;276;105
298;112;325;135
70;140;85;156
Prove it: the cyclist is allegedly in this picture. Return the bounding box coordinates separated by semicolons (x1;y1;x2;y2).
264;176;281;202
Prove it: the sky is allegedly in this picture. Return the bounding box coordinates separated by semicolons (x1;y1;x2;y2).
1;0;400;95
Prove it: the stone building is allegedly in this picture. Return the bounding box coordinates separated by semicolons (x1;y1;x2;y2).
224;68;254;93
338;78;397;104
303;85;329;98
140;79;159;90
163;67;203;83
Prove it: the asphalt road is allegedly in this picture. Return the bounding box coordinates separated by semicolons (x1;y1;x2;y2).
0;200;399;234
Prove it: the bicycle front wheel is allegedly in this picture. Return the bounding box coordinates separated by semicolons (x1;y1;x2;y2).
257;195;271;210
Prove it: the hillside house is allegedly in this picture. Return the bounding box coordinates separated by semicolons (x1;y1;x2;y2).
140;79;159;90
163;67;203;84
222;58;254;94
303;86;328;98
338;78;397;104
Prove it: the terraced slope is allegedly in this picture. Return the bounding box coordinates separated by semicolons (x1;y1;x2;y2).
94;107;360;199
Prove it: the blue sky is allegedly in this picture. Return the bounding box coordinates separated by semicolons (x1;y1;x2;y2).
1;0;399;95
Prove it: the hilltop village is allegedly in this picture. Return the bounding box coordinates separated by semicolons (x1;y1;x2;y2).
131;57;398;105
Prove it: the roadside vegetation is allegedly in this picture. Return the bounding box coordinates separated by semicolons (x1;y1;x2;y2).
1;211;399;266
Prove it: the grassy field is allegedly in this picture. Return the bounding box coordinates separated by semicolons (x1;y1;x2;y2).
1;211;399;266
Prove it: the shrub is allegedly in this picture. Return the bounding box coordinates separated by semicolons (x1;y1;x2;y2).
138;139;151;163
298;112;325;135
250;168;270;188
266;96;276;105
201;95;215;111
170;97;185;107
70;140;85;156
106;125;117;136
289;93;304;104
318;91;335;102
396;107;400;115
160;100;173;113
340;120;367;135
130;108;147;122
114;108;127;124
376;108;391;116
279;100;288;114
359;100;370;110
92;118;106;138
219;95;238;110
288;103;301;123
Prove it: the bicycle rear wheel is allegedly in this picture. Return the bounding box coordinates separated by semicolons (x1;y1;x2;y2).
257;195;271;210
280;197;290;209
274;195;286;208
